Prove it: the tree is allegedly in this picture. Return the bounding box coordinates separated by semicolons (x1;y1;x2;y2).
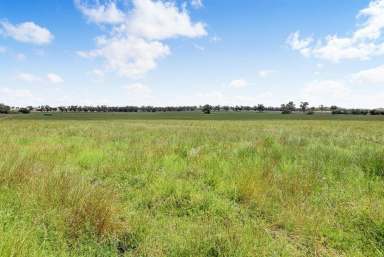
0;103;10;114
256;104;265;112
330;105;338;112
202;104;212;114
281;101;295;114
213;105;221;112
300;102;309;112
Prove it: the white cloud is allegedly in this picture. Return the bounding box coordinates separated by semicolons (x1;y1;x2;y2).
302;80;351;106
16;73;41;83
15;53;26;61
311;36;380;62
0;21;53;45
16;72;64;84
287;0;384;62
352;65;384;84
191;0;203;9
355;0;384;41
229;79;248;89
196;90;273;106
0;46;6;53
286;31;313;57
123;83;152;95
196;90;225;102
257;69;275;78
0;88;33;98
300;78;384;108
75;0;125;24
210;36;222;43
76;50;92;58
193;43;205;51
303;80;350;98
0;87;40;106
81;37;170;77
89;69;105;81
46;73;64;84
76;0;206;40
76;0;207;77
34;49;45;56
116;0;207;40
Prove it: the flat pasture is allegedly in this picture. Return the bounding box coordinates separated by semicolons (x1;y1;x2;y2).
1;113;384;256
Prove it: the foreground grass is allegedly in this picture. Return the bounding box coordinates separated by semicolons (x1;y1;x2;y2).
1;117;384;256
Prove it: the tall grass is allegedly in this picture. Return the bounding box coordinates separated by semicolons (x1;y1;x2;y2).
0;119;383;256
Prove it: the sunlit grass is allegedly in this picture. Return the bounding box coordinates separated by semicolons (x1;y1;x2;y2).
0;118;383;256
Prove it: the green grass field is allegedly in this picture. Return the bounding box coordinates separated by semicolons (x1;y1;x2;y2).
1;112;384;256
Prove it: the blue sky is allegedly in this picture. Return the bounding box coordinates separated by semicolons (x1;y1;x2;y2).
1;0;384;108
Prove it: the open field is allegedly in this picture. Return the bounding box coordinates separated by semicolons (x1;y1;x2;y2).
1;114;384;256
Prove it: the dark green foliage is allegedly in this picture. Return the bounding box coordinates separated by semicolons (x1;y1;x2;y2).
0;103;10;114
256;104;265;112
18;108;31;114
333;108;370;115
306;109;315;115
202;104;212;114
300;101;309;112
330;105;338;112
370;109;384;115
281;101;296;114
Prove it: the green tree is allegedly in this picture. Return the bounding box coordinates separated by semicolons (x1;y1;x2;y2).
300;102;309;112
0;103;10;114
281;101;295;114
330;105;338;112
257;104;265;112
202;104;212;114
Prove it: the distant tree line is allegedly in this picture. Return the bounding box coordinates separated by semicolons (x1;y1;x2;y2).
331;108;384;115
1;102;384;115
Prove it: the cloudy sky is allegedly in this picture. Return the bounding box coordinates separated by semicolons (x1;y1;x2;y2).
1;0;384;108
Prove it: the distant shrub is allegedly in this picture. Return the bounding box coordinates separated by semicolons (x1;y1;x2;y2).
18;108;30;114
351;109;369;115
281;110;292;114
332;109;348;115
